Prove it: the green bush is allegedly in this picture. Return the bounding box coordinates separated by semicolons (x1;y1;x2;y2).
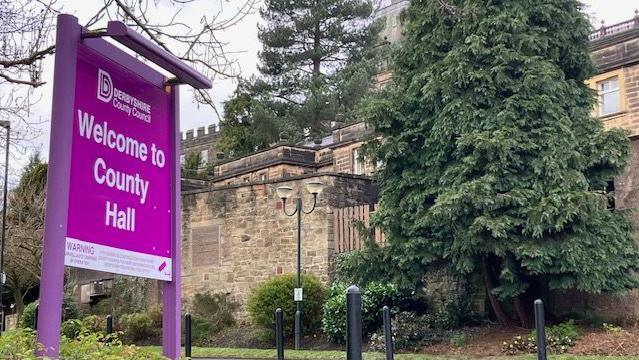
81;314;107;334
331;251;360;283
0;328;165;359
247;273;325;339
191;317;217;346
119;312;158;343
369;311;453;352
321;282;410;343
193;292;238;330
0;328;38;358
502;320;581;354
61;319;83;339
20;297;81;329
187;292;239;346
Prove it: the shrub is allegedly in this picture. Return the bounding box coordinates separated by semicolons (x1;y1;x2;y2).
110;276;153;317
61;319;83;339
81;314;107;334
0;328;165;360
450;332;466;347
322;282;410;343
247;274;325;339
0;328;38;358
191;317;217;346
502;320;581;354
20;297;81;329
187;292;239;346
119;312;158;343
369;311;453;352
147;306;163;329
603;322;623;335
331;251;360;283
192;292;238;330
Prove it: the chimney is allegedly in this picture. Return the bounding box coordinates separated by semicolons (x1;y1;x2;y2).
208;125;216;134
197;127;205;137
186;130;194;140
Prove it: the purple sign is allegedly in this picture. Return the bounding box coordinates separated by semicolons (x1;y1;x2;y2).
63;44;173;280
37;14;210;359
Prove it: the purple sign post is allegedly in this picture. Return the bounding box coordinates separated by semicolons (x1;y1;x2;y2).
37;14;210;358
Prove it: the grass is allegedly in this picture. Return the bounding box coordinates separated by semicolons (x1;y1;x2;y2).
143;346;639;360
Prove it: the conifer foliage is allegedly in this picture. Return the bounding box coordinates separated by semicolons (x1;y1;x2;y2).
258;0;379;136
362;0;639;326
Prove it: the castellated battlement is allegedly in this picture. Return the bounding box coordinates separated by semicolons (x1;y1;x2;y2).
180;124;221;143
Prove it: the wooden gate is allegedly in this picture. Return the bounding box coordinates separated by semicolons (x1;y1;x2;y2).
333;204;385;253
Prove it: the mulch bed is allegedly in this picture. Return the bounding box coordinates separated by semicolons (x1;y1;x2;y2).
421;325;529;357
421;323;639;357
203;322;639;357
571;324;639;356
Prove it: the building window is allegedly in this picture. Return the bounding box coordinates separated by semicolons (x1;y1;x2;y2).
392;15;398;27
598;76;621;116
353;148;364;175
259;173;268;181
200;149;209;166
180;154;185;165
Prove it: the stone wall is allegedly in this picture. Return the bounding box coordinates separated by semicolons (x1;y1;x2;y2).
181;173;376;317
549;137;639;323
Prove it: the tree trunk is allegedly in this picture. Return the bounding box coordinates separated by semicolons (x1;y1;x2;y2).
513;295;532;328
312;20;321;77
311;19;322;136
482;257;515;326
13;287;24;318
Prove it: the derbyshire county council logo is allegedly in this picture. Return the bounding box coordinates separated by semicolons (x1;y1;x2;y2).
97;69;113;103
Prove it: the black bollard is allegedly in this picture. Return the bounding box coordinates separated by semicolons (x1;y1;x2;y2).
346;285;362;360
106;314;113;335
382;306;394;360
185;313;192;358
534;300;547;360
33;304;38;331
275;308;284;360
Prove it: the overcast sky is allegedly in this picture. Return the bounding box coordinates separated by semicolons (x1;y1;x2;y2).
10;0;639;170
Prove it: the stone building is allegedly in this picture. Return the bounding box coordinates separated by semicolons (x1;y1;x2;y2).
180;13;639;322
180;125;222;170
210;122;375;186
373;0;409;87
551;14;639;323
180;122;377;314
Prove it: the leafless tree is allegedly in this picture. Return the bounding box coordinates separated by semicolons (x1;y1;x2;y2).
1;0;258;130
0;0;258;314
3;156;46;316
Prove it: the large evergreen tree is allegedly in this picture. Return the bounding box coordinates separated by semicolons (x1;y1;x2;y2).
258;0;380;137
360;0;639;326
216;77;299;157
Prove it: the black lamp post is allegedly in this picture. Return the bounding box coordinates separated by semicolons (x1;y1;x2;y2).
277;181;324;350
0;120;9;333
